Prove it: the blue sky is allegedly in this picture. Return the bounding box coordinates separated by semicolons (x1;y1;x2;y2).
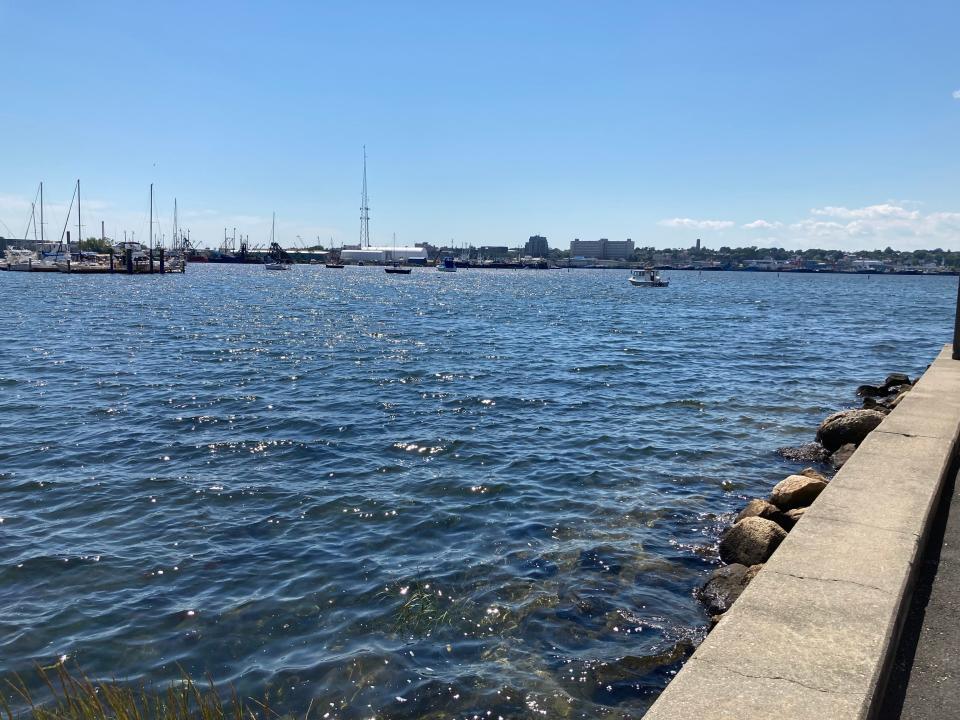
1;1;958;251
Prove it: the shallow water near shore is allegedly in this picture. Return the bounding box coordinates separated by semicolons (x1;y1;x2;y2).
0;266;953;717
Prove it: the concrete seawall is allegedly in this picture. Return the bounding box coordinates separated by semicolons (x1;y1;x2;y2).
644;344;960;719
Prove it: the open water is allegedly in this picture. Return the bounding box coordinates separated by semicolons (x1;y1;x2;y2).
0;266;954;718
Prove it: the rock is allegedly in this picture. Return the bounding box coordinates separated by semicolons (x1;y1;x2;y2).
816;409;886;452
776;443;831;463
697;563;764;615
736;499;792;531
799;467;828;483
697;563;748;615
831;443;857;469
736;499;781;523
862;396;891;413
719;517;787;566
769;474;827;510
883;373;911;389
784;507;806;526
856;384;885;397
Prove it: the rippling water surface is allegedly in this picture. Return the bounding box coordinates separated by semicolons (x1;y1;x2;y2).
0;266;953;717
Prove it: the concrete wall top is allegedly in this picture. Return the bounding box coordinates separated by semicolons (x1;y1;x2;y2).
643;344;960;720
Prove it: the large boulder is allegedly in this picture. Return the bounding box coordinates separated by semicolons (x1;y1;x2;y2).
831;443;857;469
799;467;828;482
697;563;764;615
816;409;886;452
770;474;827;510
719;517;787;566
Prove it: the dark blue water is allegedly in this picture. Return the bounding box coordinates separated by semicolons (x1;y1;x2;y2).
0;266;953;718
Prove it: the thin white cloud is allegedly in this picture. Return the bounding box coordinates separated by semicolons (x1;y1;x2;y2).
810;204;920;221
743;219;783;230
658;203;960;251
953;89;960;100
658;217;735;230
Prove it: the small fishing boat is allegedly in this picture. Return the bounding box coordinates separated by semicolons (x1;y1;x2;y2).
629;268;669;287
437;256;457;272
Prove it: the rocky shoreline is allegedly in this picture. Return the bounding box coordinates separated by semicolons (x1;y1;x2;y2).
697;372;916;621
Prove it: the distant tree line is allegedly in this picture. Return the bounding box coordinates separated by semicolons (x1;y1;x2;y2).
624;245;960;267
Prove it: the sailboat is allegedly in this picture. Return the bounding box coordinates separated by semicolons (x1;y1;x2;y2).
5;184;41;270
264;213;292;270
385;232;411;274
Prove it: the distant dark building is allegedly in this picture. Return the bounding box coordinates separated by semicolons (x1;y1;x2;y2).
524;235;549;257
696;238;701;251
569;237;635;260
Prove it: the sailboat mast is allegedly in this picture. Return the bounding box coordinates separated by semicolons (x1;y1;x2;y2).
40;182;44;243
77;179;81;253
149;183;154;273
360;146;370;248
173;198;178;252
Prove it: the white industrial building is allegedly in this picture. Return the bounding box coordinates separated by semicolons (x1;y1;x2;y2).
340;246;429;264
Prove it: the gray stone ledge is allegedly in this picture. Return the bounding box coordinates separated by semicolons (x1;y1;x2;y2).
644;344;960;719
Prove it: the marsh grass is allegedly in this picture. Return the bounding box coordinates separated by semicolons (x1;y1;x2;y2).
0;666;285;720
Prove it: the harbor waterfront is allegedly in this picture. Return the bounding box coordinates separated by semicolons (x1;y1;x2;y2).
0;267;955;718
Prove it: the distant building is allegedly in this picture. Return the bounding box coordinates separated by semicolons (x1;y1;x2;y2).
340;246;429;264
695;238;701;251
569;237;635;260
524;235;549;257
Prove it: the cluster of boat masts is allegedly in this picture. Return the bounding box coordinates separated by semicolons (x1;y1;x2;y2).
1;181;186;274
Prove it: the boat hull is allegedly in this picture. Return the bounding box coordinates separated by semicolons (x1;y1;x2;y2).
628;277;669;287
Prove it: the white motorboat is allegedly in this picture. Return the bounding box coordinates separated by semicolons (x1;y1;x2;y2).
4;247;37;271
629;268;669;287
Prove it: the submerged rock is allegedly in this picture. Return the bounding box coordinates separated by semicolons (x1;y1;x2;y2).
831;443;857;469
769;474;827;511
776;443;831;463
816;409;886;451
719;517;787;566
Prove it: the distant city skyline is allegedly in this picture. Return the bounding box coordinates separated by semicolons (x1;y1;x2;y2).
1;1;958;251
